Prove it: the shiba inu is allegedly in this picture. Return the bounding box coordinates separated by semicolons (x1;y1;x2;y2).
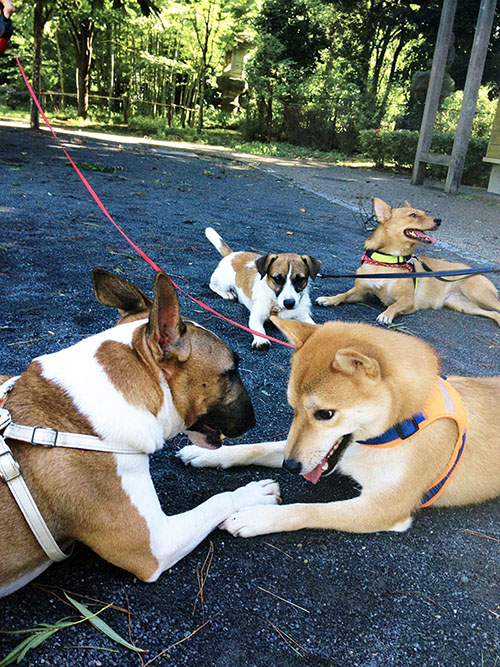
178;319;500;537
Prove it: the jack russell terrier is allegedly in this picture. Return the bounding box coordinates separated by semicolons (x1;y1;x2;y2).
205;227;322;349
0;271;280;597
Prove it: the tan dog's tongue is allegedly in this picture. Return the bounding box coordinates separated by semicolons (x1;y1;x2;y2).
302;456;327;484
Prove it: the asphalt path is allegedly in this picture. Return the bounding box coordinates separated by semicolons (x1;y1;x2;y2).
0;126;499;666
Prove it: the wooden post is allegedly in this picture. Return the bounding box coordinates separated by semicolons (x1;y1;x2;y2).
411;0;457;185
445;0;498;193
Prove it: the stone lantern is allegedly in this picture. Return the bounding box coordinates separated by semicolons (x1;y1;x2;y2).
217;32;254;113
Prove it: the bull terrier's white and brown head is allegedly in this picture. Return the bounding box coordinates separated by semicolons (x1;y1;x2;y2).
91;270;255;446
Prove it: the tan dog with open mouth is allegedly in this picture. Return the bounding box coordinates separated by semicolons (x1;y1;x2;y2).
178;318;500;537
316;198;500;327
0;271;280;596
205;227;321;349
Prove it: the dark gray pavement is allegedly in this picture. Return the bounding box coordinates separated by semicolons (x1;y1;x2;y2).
0;124;499;666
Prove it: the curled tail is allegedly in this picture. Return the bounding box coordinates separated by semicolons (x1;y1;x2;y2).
205;227;233;257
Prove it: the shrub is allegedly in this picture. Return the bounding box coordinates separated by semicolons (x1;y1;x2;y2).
359;129;490;187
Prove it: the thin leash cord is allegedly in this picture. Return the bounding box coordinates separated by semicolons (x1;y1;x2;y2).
13;50;295;349
319;264;500;281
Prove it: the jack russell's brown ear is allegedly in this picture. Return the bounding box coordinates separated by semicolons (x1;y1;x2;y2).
255;254;278;278
403;200;411;208
147;273;191;362
373;197;392;223
270;316;316;349
92;269;153;318
301;255;322;280
332;348;381;381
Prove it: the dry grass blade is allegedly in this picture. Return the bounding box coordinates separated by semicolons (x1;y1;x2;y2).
263;542;294;560
257;586;310;613
462;529;500;543
142;615;218;667
265;619;309;657
31;583;130;614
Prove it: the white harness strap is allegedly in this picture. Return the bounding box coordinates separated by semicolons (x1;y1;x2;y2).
0;409;70;561
0;376;141;563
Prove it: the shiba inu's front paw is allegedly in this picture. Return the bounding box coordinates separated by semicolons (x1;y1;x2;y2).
221;504;284;537
231;480;281;513
376;311;394;326
316;296;339;307
252;338;271;351
177;444;233;468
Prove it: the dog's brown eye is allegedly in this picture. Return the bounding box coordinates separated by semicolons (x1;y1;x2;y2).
272;274;285;284
314;409;335;420
409;213;417;218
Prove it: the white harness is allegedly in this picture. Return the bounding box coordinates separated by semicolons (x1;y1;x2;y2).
0;376;141;562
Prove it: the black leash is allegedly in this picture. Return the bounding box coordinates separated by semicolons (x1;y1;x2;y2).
319;263;500;282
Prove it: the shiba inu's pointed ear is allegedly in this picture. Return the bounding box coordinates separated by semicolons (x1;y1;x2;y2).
147;273;191;362
301;255;322;280
92;269;153;318
373;198;392;223
403;200;411;208
271;316;316;348
333;348;381;381
255;254;278;278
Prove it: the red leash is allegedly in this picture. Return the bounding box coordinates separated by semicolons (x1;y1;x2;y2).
13;50;294;349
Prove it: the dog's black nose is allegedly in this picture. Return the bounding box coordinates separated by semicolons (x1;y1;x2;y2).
433;218;441;226
283;299;296;310
283;458;302;474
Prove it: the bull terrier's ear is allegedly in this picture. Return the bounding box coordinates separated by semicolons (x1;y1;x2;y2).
373;198;392;223
301;255;322;280
255;254;278;278
271;316;316;349
403;200;411;208
92;269;153;317
148;273;191;362
333;348;381;381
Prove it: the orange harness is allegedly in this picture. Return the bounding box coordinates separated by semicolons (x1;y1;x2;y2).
359;377;468;507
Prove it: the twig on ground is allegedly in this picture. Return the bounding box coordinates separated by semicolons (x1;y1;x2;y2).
193;541;214;620
463;529;500;543
31;584;130;614
388;590;449;613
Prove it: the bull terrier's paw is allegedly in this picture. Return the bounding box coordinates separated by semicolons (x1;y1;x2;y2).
376;312;393;326
231;479;280;512
221;504;283;538
177;444;231;469
252;338;271;351
316;296;336;307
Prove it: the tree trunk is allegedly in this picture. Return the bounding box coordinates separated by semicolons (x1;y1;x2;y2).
197;53;207;134
30;0;44;130
54;30;65;110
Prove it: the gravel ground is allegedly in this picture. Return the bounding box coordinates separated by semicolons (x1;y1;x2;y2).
0;123;499;667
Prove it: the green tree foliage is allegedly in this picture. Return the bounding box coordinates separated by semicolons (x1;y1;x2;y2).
1;0;498;158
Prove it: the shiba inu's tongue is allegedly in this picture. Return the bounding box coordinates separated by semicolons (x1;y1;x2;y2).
302;456;327;484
